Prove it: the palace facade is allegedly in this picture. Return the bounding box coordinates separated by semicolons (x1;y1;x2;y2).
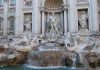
0;0;100;35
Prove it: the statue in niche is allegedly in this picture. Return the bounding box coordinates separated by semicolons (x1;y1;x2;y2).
78;11;88;30
9;17;14;30
7;16;15;34
24;0;32;6
24;15;32;32
0;17;3;30
47;12;59;34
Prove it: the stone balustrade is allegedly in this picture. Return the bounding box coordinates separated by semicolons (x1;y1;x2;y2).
7;28;15;35
9;4;16;12
77;0;88;2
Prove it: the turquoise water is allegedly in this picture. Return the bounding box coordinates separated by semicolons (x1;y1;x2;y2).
0;65;77;70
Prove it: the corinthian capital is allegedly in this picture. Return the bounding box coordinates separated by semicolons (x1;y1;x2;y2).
4;0;9;3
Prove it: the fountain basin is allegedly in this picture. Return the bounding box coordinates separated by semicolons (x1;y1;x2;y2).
26;51;78;67
0;65;78;70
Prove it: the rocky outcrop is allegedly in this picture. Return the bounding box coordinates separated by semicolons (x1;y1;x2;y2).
0;33;99;69
0;51;27;67
0;45;5;53
97;58;100;67
63;57;73;67
26;51;82;67
85;52;100;69
0;44;28;67
27;51;63;67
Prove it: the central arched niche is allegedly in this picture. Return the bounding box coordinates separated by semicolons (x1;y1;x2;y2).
44;0;63;9
43;0;64;34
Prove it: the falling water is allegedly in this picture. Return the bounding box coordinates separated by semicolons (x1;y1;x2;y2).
70;53;77;69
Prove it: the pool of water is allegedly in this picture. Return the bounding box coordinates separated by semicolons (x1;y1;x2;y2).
0;65;78;70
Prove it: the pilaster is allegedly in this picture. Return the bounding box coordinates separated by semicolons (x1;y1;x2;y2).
41;7;45;34
64;10;68;33
15;0;22;34
88;0;99;32
32;0;40;34
3;0;9;35
68;0;78;32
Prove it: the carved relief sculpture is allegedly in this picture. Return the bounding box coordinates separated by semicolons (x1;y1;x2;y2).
24;0;32;6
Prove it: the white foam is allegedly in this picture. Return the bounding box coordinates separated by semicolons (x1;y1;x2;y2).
38;46;60;51
24;64;67;69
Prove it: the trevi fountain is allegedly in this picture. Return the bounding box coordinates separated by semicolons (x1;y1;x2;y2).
0;12;100;70
0;0;100;70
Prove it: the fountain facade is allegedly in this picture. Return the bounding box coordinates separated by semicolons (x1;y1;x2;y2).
0;0;100;70
0;31;100;70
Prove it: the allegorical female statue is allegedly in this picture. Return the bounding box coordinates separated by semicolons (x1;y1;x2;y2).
24;15;32;32
78;11;88;30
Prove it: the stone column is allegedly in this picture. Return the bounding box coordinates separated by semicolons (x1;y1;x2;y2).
32;0;40;34
64;8;67;33
63;0;68;33
3;0;8;35
61;12;63;25
68;0;78;32
88;0;99;32
15;0;20;34
41;11;45;34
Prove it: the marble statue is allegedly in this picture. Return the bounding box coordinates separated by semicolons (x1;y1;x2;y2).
30;36;40;47
9;17;15;30
0;17;2;28
24;0;32;6
0;17;3;33
78;11;88;30
24;15;32;32
47;12;59;34
67;32;75;47
24;22;31;31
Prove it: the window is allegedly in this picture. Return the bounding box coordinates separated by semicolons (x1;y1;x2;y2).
0;0;3;5
10;0;16;5
0;17;3;30
9;16;15;30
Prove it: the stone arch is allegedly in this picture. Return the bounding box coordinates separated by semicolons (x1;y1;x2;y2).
42;0;66;7
44;0;63;9
41;0;67;34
